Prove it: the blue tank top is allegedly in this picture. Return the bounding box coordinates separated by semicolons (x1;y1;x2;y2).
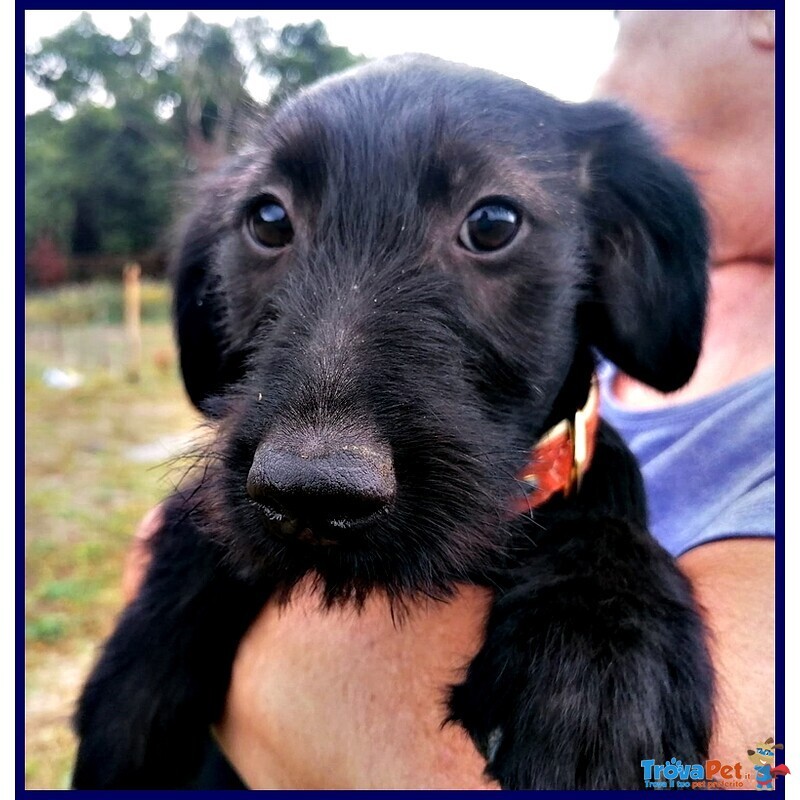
598;364;776;556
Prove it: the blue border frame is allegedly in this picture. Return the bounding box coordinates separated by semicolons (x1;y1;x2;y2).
19;4;786;797
774;0;786;784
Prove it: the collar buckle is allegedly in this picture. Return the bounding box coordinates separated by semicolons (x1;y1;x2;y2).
566;397;590;496
510;375;599;514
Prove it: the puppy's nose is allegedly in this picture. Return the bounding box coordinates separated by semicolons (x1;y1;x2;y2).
246;442;396;540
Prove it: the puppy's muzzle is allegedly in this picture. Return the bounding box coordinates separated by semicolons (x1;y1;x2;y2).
247;436;396;543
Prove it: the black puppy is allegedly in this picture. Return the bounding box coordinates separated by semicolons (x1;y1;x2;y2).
74;56;712;790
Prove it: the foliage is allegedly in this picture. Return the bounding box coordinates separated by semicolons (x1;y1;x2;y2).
25;13;363;267
262;20;364;107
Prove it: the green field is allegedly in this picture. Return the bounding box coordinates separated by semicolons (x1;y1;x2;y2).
24;281;201;788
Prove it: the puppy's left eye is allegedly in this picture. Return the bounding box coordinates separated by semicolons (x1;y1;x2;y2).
458;202;521;253
247;199;294;249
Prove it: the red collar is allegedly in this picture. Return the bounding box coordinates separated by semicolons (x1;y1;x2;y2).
510;377;600;514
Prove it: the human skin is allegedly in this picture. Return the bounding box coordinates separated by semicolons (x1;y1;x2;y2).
124;10;776;789
587;12;776;788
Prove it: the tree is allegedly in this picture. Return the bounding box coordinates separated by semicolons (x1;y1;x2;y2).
25;13;364;269
26;13;183;258
167;15;250;172
254;20;365;108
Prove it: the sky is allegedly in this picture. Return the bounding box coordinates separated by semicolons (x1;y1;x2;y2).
24;10;620;114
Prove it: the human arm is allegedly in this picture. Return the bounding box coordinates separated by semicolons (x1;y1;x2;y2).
678;537;775;788
121;512;774;788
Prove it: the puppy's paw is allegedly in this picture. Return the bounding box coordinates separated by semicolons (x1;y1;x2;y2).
447;533;712;790
448;588;635;789
447;595;558;790
73;680;151;788
73;666;209;789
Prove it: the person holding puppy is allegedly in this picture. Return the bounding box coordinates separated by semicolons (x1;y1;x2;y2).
592;8;776;781
123;9;775;788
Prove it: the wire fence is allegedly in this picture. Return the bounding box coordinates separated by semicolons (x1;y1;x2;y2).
25;275;174;380
26;322;130;375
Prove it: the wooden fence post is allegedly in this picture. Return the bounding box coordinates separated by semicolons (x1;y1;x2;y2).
123;263;142;382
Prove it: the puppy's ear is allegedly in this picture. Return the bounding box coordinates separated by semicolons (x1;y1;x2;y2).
564;100;708;392
170;203;245;416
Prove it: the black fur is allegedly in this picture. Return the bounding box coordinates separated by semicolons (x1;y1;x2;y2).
73;56;712;789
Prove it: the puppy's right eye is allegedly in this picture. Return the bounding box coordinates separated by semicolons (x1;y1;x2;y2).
458;201;521;253
247;199;294;249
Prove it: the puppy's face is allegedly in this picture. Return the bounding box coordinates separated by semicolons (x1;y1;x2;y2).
173;56;707;603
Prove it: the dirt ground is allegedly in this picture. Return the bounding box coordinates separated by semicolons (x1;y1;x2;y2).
25;287;201;788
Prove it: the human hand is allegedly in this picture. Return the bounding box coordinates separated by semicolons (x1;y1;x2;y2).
121;504;164;603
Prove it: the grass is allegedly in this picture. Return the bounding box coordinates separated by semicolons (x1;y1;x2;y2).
24;281;201;789
25;279;173;325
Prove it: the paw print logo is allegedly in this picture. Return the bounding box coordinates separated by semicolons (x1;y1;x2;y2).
660;758;684;782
